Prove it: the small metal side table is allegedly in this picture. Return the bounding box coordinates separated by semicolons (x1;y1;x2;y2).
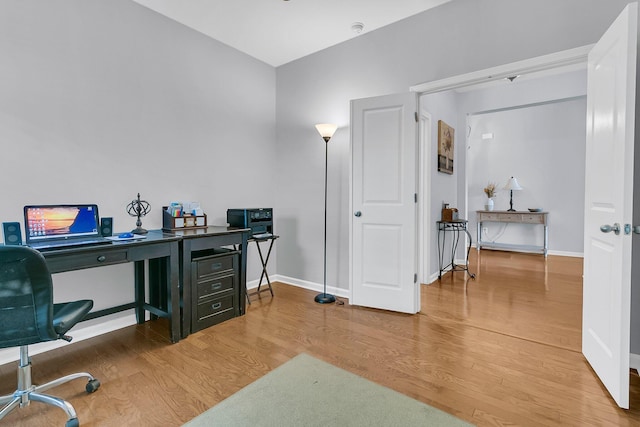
436;220;475;279
246;234;279;304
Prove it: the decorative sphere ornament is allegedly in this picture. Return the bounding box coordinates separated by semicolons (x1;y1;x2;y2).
126;193;151;234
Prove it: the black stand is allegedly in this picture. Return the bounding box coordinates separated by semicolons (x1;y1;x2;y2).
507;190;516;212
437;220;475;279
246;235;279;304
315;292;336;304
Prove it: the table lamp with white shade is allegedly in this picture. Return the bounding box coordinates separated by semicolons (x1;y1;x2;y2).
504;177;523;212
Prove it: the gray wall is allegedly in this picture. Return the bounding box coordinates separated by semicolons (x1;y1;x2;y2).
467;98;587;255
0;0;276;360
275;0;631;291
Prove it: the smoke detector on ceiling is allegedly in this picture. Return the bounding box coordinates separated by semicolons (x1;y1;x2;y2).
351;22;364;34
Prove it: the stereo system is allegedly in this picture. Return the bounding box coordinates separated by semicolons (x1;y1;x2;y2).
227;208;272;236
2;222;22;246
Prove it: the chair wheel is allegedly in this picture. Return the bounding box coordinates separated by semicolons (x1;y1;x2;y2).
86;379;100;393
65;418;80;427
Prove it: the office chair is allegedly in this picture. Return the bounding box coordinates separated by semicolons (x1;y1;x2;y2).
0;246;100;427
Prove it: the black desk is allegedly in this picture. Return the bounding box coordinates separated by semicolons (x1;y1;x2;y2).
171;226;250;338
37;230;182;343
436;220;475;279
246;234;279;303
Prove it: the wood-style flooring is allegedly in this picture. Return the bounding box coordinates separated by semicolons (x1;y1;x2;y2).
2;249;640;426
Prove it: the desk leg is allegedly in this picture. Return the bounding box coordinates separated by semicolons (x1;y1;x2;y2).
544;225;548;258
239;233;248;315
181;240;192;338
477;222;482;252
134;260;145;325
168;241;180;343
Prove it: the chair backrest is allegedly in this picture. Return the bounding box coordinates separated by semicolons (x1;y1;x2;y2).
0;246;57;348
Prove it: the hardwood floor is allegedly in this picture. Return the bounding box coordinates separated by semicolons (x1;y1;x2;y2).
2;249;640;426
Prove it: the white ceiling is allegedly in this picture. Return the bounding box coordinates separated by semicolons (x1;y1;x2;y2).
131;0;452;67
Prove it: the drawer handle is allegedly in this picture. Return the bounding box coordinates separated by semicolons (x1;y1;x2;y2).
97;255;106;262
211;302;222;310
211;262;223;271
211;282;222;291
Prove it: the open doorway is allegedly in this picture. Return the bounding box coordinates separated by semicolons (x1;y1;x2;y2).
413;46;590;283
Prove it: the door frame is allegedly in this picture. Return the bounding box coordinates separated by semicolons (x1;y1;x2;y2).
412;44;592;283
418;111;432;284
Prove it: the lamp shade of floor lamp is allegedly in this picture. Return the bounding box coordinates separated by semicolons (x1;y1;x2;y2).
504;176;523;212
314;123;338;304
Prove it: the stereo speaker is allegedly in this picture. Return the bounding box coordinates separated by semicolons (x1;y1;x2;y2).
100;217;113;237
2;222;22;245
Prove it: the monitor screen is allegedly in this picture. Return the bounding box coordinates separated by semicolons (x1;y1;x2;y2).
24;204;100;243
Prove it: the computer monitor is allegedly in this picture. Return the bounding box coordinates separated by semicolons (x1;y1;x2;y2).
24;204;101;244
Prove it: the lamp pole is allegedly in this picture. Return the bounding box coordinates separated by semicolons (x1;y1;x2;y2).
314;124;337;304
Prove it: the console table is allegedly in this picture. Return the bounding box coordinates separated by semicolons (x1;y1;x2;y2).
436;220;475;279
476;210;549;257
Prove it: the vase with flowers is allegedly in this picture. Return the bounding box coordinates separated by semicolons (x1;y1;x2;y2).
483;182;496;211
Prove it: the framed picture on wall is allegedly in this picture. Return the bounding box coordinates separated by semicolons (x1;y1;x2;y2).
438;120;454;174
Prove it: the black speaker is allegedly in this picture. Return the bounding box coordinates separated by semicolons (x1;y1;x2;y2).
100;217;113;237
2;222;22;245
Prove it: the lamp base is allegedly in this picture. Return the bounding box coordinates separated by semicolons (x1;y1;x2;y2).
314;293;336;304
507;209;516;212
131;227;148;235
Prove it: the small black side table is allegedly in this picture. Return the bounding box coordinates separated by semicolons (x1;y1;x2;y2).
436;220;475;279
246;234;279;304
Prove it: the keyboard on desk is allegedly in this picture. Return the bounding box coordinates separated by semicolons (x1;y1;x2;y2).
29;239;113;252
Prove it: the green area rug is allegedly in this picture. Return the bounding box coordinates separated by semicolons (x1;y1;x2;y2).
184;353;473;427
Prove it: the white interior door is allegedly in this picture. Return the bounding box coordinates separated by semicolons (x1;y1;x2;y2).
583;2;637;409
350;92;419;313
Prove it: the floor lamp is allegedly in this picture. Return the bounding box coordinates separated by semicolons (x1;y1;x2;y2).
314;123;338;304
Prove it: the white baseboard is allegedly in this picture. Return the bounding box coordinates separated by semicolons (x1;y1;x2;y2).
0;313;137;366
472;244;583;258
630;353;640;371
267;274;349;299
547;250;584;258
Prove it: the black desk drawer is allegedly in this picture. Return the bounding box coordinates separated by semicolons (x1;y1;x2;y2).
194;294;236;330
46;249;129;272
194;252;237;279
197;273;235;300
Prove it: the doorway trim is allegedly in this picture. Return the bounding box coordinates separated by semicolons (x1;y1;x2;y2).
418;110;432;284
411;44;592;283
410;45;592;94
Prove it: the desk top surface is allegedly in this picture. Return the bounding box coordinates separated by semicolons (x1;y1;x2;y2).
170;225;250;239
29;229;180;255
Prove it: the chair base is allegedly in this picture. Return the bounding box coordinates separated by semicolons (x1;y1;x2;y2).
0;346;100;426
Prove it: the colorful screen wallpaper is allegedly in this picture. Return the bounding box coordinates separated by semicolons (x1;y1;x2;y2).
26;206;98;239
